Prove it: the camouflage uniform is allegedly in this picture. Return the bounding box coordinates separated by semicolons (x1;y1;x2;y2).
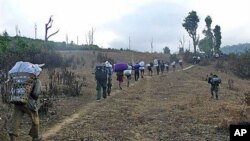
211;84;219;99
208;74;221;100
9;79;42;141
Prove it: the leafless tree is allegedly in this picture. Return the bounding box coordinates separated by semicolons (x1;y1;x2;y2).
45;15;59;41
179;36;185;49
66;33;68;44
85;27;94;45
179;36;185;54
15;25;21;36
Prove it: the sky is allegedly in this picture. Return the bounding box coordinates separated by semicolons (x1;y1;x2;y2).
1;0;250;53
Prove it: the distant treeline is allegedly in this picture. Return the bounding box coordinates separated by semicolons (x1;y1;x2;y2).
0;33;138;70
220;43;250;54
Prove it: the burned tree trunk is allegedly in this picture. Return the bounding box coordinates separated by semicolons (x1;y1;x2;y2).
45;15;59;41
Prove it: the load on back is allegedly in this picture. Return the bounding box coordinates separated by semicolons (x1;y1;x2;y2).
8;61;44;104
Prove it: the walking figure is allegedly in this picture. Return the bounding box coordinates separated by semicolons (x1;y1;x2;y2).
208;73;221;100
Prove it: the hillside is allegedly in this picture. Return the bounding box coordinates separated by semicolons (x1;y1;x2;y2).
0;50;250;141
221;43;250;54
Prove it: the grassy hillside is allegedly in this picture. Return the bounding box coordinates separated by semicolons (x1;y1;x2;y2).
1;49;249;141
58;50;170;69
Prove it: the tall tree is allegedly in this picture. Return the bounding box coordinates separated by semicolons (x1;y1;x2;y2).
182;11;200;54
45;15;59;41
199;16;214;55
213;25;222;53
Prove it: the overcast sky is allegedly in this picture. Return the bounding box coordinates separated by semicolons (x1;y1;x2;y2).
1;0;250;52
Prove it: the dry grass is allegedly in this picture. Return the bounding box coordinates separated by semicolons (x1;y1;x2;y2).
1;50;249;141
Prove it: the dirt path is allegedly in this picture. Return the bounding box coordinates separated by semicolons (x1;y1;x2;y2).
42;65;194;140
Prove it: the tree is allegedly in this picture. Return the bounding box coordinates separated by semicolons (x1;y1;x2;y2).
86;27;94;45
198;38;212;54
45;15;59;41
182;11;200;54
178;36;185;54
199;16;214;56
163;46;170;54
213;25;222;53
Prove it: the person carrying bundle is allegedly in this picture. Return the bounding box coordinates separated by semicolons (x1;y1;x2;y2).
139;61;145;78
133;63;140;81
123;66;132;87
95;63;108;101
154;59;160;75
179;59;183;69
105;61;112;96
147;63;153;76
8;61;44;141
208;73;221;100
171;61;176;72
114;63;128;90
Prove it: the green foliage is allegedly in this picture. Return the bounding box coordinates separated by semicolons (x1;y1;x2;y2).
205;16;212;29
198;38;213;55
0;35;68;70
0;31;11;52
163;46;170;54
199;16;215;56
182;11;200;54
213;25;222;53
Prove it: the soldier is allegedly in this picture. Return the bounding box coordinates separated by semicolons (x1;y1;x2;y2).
208;73;221;100
8;62;44;141
95;64;108;101
124;66;132;87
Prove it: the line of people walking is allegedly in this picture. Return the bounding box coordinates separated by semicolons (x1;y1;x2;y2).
94;58;184;101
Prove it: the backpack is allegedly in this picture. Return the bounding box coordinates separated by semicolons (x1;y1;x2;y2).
9;72;36;104
95;66;107;81
210;77;221;85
